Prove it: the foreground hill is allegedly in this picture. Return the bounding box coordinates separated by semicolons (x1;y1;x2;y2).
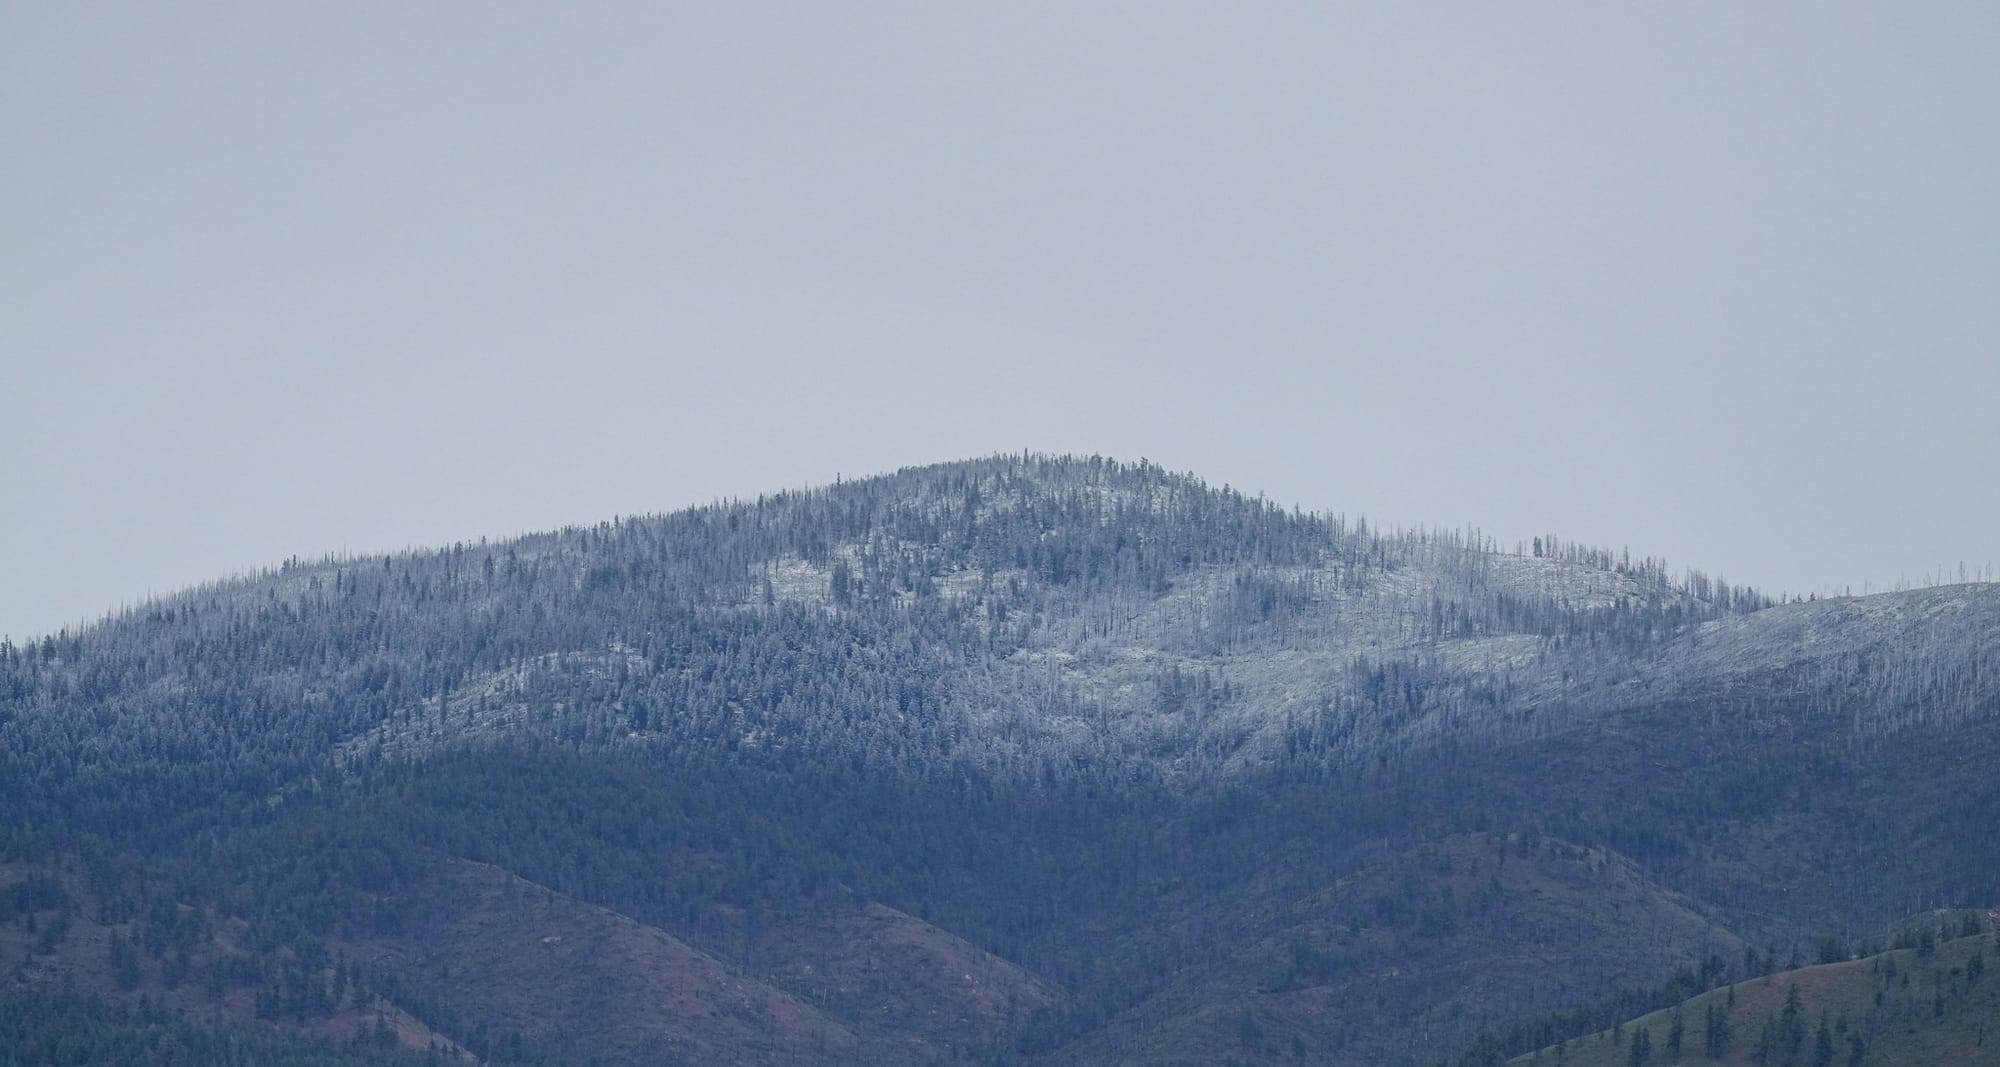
1504;925;2000;1066
2;454;1996;1064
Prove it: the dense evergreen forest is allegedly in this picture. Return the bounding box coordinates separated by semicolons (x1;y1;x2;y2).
3;455;1996;1065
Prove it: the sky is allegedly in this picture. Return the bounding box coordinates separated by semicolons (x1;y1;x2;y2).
4;3;1997;640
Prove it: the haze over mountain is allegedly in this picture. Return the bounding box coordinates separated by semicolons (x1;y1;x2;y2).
2;455;1996;1065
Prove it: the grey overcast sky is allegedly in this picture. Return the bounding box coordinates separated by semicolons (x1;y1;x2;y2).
5;3;1997;640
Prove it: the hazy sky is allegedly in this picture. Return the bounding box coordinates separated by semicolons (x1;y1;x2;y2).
6;3;1997;640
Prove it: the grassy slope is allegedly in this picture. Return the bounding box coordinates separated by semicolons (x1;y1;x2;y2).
1509;932;2000;1067
343;856;1059;1065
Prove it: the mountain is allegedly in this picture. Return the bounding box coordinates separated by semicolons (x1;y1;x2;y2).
2;454;1996;1065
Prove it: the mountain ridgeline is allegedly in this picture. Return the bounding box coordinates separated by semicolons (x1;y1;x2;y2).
2;455;1996;1065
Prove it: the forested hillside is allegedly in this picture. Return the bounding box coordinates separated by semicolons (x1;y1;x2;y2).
1495;921;2000;1067
3;454;1996;1065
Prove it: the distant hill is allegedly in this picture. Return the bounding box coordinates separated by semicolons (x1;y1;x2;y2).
3;454;1996;1064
